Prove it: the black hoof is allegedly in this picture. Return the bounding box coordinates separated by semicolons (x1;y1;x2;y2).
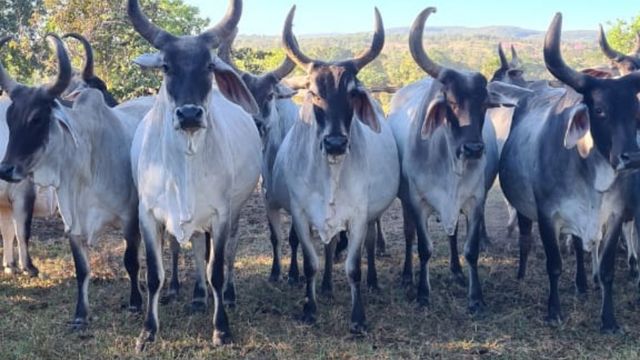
368;283;381;293
600;322;623;335
401;275;413;288
128;304;143;314
212;330;233;347
349;322;368;335
189;300;207;314
160;292;178;305
298;312;316;325
376;250;390;259
468;299;486;315
544;314;564;327
21;265;39;278
67;318;89;332
320;286;334;299
451;271;466;287
629;269;639;281
268;272;281;283
135;330;155;353
288;274;302;286
417;296;430;308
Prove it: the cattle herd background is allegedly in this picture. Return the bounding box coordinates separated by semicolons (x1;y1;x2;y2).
1;0;640;358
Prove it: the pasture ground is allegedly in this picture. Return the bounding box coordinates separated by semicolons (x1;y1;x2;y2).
2;187;640;359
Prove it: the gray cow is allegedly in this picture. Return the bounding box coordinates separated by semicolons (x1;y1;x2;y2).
500;13;640;332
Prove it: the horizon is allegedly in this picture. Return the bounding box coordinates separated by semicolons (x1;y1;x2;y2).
185;0;638;36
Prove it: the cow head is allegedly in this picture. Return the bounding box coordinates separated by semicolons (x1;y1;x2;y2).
490;43;526;87
61;33;118;107
282;6;383;163
218;28;296;137
546;13;640;171
128;0;257;138
598;25;640;76
0;34;72;183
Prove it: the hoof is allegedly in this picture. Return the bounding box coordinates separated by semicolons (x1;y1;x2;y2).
367;283;381;294
468;299;486;315
128;304;143;314
21;265;39;278
417;295;430;308
376;250;390;259
298;312;316;325
287;274;302;287
544;314;564;327
320;286;334;299
3;265;17;276
67;318;89;332
574;287;588;299
189;300;207;314
268;272;281;283
600;322;623;335
451;271;466;287
401;275;413;288
160;292;178;305
135;330;155;353
212;330;233;347
629;269;639;281
349;322;368;335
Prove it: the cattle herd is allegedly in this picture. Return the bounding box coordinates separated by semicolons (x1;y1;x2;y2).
0;0;639;352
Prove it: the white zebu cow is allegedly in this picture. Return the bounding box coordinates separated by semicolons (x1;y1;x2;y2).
127;0;262;350
0;35;143;330
267;6;399;334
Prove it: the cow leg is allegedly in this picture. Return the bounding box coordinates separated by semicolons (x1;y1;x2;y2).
479;209;491;251
599;215;624;334
268;220;282;282
208;220;232;346
12;187;37;277
292;214;317;324
412;205;432;307
0;211;17;274
68;235;91;330
346;221;367;334
465;208;486;314
366;221;379;291
136;213;164;352
622;221;639;281
334;231;348;262
400;200;416;287
375;218;388;258
573;236;588;296
190;233;209;313
448;225;465;286
321;236;338;297
506;202;518;237
592;244;601;288
161;234;181;305
516;212;533;280
124;217;143;313
223;214;241;307
537;212;563;325
288;224;301;285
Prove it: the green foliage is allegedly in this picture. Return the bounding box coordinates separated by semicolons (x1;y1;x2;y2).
605;15;640;54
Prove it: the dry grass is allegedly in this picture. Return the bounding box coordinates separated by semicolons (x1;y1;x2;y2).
2;187;640;359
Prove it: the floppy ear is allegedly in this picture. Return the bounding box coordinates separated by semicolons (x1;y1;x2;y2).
563;104;592;158
52;101;78;147
507;69;524;79
351;86;381;133
421;94;447;139
487;81;532;108
274;83;297;99
213;59;259;115
133;52;163;70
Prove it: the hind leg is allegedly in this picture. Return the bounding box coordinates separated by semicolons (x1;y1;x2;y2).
223;213;241;307
516;213;533;280
12;186;38;277
1;210;17;275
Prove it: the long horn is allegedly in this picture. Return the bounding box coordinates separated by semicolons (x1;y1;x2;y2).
45;34;72;98
63;33;95;80
497;43;508;69
348;7;384;72
598;24;625;61
409;7;447;79
544;13;588;91
199;0;243;48
0;36;19;94
634;31;640;56
217;27;244;75
127;0;176;49
282;5;314;69
269;55;296;81
510;44;522;68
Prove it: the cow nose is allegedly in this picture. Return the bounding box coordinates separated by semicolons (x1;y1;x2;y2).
0;163;19;183
615;151;640;171
323;135;349;155
176;105;204;130
461;142;485;159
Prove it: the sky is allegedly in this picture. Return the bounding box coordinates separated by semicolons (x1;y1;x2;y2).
184;0;638;36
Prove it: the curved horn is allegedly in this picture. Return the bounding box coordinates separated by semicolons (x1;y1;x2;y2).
199;0;243;48
127;0;176;49
348;7;385;72
45;34;72;98
282;5;314;69
544;13;588;92
0;35;19;94
598;24;625;61
269;55;296;81
217;27;244;75
497;43;508;69
409;7;448;79
63;33;95;80
633;31;640;56
510;44;522;68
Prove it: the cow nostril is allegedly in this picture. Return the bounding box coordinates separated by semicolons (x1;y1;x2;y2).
0;164;16;182
462;143;485;158
323;136;349;155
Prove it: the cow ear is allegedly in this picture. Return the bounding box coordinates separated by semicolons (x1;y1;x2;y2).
564;104;593;158
422;95;447;139
133;52;163;70
487;81;532;108
507;69;524;79
52;101;79;147
213;59;259;115
352;87;381;133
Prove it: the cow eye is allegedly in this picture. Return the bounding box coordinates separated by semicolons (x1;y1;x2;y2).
161;64;170;73
207;63;216;72
594;107;605;116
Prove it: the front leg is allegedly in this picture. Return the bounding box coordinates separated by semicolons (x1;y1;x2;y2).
68;235;91;330
191;233;209;313
346;220;368;334
572;236;588;296
224;214;242;307
160;234;181;305
321;236;338;297
123;217;143;312
400;200;416;287
448;225;466;286
0;212;17;274
599;215;624;333
464;207;485;314
136;211;164;352
291;212;318;324
12;188;38;277
208;221;232;346
365;221;379;291
537;211;563;325
410;201;432;307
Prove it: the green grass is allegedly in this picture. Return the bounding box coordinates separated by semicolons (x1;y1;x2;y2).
2;188;640;359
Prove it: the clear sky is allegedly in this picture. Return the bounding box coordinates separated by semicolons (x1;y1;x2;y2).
184;0;638;36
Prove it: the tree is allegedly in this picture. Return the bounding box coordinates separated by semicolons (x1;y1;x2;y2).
605;15;640;54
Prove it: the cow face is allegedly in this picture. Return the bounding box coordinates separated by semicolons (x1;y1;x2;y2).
610;57;640;76
599;26;640;77
490;44;527;87
0;35;72;183
239;74;295;137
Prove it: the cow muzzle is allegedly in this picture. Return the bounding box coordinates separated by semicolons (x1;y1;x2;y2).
613;151;640;172
0;163;24;183
175;105;205;132
458;142;485;160
323;135;349;156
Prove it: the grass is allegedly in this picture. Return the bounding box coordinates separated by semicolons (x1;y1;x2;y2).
2;188;640;359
